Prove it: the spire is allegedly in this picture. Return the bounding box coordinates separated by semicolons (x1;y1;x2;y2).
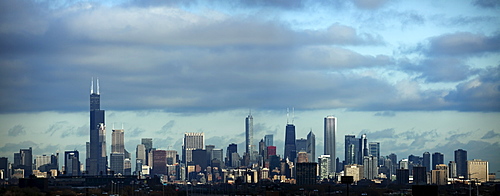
91;77;94;94
97;77;100;95
286;108;289;124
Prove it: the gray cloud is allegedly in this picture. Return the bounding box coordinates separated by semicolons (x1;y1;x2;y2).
427;32;500;56
403;57;476;82
60;124;87;138
7;125;26;137
472;0;500;8
444;65;500;111
374;111;396;117
481;130;500;139
156;120;176;134
351;0;388;9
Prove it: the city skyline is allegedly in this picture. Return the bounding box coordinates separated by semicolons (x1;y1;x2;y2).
0;0;499;176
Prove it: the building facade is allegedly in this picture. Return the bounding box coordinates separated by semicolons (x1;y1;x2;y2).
86;78;107;176
324;116;336;174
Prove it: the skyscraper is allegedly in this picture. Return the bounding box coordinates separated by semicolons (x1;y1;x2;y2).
306;130;315;163
368;142;380;165
284;124;296;161
454;149;467;178
432;152;444;170
363;155;378;180
296;138;307;152
65;151;80;176
110;129;125;174
467;159;489;182
64;150;81;176
361;134;368;163
345;135;360;165
318;155;331;180
264;134;273;146
245;113;253;156
183;132;204;164
17;147;33;178
324;116;336;174
86;78;107;176
423;152;430;172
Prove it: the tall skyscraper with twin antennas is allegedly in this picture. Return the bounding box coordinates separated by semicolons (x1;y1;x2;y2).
86;78;107;176
284;108;296;161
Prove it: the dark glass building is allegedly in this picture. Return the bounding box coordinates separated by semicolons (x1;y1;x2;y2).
284;124;296;161
423;152;430;172
296;162;318;185
65;151;81;176
431;152;444;170
86;79;107;176
454;149;467;178
413;166;427;185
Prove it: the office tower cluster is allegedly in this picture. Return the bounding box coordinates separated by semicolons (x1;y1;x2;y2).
0;80;493;189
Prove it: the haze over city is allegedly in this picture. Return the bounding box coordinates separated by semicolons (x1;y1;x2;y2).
1;0;499;177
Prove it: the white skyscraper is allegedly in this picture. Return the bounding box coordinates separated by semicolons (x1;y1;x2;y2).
245;113;253;157
324;116;336;174
183;132;204;164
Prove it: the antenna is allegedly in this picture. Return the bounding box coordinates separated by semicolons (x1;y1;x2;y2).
292;107;295;124
91;77;94;94
286;108;289;124
121;123;124;129
113;122;115;130
97;77;100;95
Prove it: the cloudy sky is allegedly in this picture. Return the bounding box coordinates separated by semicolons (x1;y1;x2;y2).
1;0;499;174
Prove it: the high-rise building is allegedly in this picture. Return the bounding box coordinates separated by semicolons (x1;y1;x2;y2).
284;124;296;161
368;142;380;164
152;150;167;175
226;143;237;168
19;147;33;178
0;157;8;179
467;159;489;182
65;151;80;176
136;144;146;166
297;151;308;163
183;132;204;164
212;149;223;162
245;113;253;156
111;129;125;153
360;134;368;163
448;161;457;178
454;149;467;178
413;166;427;185
165;150;177;165
423;152;430;172
345;135;360;165
432;152;444;170
296;138;307;152
86;78;107;176
318;155;331;180
396;169;409;185
264;134;273;147
306;131;315;163
35;154;57;172
266;146;276;160
363;155;378;179
431;164;448;185
388;153;398;174
324;116;336;173
110;129;125;175
296;162;317;185
345;164;364;182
